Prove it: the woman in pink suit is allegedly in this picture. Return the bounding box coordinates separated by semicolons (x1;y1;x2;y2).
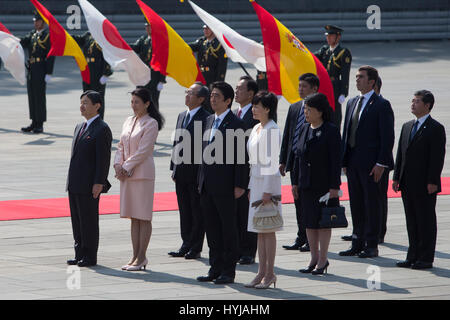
114;88;164;271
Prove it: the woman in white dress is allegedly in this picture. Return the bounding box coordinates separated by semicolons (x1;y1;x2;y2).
245;91;282;289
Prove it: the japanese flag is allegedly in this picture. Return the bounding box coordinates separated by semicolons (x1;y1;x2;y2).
78;0;150;86
0;22;26;85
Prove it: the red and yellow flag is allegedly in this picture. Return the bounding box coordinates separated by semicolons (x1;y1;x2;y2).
136;0;205;87
30;0;90;84
251;1;334;108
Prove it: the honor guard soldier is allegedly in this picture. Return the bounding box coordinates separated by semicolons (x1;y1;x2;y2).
130;21;166;110
189;25;228;87
73;32;112;119
20;12;55;134
256;70;268;91
314;25;352;130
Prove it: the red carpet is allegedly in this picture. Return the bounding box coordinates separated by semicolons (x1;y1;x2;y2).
1;178;450;221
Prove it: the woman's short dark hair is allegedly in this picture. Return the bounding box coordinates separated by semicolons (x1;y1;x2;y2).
304;92;332;123
131;87;165;130
252;91;278;123
80;90;103;114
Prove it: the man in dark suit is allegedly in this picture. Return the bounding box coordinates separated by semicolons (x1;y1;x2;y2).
341;76;390;243
169;82;210;260
339;66;394;258
233;75;259;265
279;73;320;252
393;90;446;270
66;91;112;267
197;81;247;284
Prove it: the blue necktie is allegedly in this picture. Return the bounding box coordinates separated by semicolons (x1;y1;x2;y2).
409;121;419;142
209;118;221;142
292;102;306;153
182;111;190;129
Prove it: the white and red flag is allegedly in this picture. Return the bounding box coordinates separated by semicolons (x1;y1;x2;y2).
0;21;26;85
78;0;150;86
188;0;266;71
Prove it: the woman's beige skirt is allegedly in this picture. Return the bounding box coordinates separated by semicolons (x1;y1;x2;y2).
120;179;155;221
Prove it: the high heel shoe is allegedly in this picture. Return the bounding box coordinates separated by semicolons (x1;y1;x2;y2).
126;258;148;271
255;276;277;289
299;263;316;273
311;261;329;275
244;276;264;288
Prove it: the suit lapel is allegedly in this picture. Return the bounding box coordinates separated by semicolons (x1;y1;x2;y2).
358;93;376;124
408;116;431;147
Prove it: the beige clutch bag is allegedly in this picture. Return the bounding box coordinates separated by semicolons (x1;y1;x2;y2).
252;195;283;231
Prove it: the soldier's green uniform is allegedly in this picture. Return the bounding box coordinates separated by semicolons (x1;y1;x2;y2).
314;25;352;130
130;34;166;110
189;36;228;87
73;32;112;119
20;16;55;133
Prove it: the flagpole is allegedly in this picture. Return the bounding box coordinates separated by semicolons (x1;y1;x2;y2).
238;62;253;79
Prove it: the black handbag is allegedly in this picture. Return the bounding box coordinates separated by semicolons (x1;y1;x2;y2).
319;201;348;229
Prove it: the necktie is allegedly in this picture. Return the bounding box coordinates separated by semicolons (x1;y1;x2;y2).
237;108;242;119
183;111;191;129
348;96;364;148
209;118;221;142
292;102;306;153
76;122;87;144
409;121;419;142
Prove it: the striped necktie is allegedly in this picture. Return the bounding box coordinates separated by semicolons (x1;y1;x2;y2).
209;118;221;142
292;102;306;153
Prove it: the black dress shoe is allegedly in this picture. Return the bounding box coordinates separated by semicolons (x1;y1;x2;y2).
299;243;310;252
21;124;34;132
282;243;301;250
185;251;201;260
77;259;96;267
411;261;433;270
396;260;414;268
168;249;189;257
341;235;353;241
339;247;362;256
238;256;255;265
67;259;79;265
299;264;316;273
358;248;379;258
32;127;43;134
214;275;234;284
197;274;219;282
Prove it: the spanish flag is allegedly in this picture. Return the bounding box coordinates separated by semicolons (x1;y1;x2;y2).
136;0;205;87
251;1;334;108
30;0;90;84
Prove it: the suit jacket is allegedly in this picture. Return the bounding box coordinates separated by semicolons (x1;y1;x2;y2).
247;120;282;194
114;115;158;181
234;107;259;131
280;100;304;172
170;107;210;184
393;116;446;195
198;110;248;195
342;92;395;171
67;117;112;194
292;122;342;191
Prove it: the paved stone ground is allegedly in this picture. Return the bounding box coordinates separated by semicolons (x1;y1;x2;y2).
0;40;449;300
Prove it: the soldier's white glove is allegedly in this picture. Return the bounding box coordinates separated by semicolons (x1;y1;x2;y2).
44;74;52;83
99;75;108;85
157;82;164;91
338;94;346;104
